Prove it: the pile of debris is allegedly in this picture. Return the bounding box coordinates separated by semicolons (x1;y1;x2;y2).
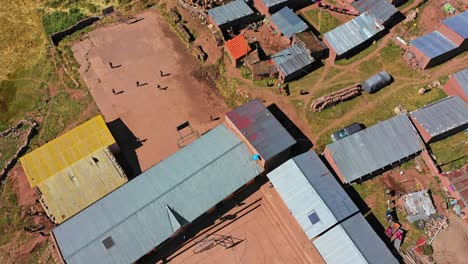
403;9;418;24
425;216;449;243
310;84;362;112
404;50;419;68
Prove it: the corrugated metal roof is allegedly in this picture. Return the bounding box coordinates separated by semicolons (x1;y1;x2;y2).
361;71;392;93
262;0;288;7
267;151;359;239
208;0;254;26
38;148;127;224
270;7;308;38
19;115;115;187
410;31;457;59
410;96;468;138
442;11;468;39
351;0;398;25
453;68;468;96
313;213;398;264
272;43;314;77
324;13;384;56
226;99;296;160
403;190;436;223
53;124;263;264
327;114;423;183
225;34;251;60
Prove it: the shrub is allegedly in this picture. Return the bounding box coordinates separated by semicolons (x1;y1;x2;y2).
421;244;434;255
42;9;86;35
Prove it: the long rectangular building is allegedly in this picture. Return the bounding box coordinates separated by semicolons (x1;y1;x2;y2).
52;124;263;264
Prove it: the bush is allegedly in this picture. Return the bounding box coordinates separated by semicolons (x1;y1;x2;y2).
421;244;434;255
118;0;132;5
42;9;86;35
86;3;98;13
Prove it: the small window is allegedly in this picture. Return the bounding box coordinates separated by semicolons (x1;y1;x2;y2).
102;236;115;250
308;212;320;225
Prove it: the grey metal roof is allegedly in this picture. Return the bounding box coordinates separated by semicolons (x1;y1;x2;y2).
453;68;468;96
272;43;314;77
326;114;424;183
313;213;398;264
267;151;359;239
208;0;254;26
442;11;468;39
324;13;384;56
262;0;288;7
362;71;393;93
410;31;457;59
270;7;308;38
403;190;437;223
410;96;468;138
53;124;263;264
226;99;296;160
351;0;398;25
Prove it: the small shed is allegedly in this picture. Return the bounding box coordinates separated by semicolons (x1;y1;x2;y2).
293;31;328;60
361;71;393;93
269;7;308;39
272;43;315;82
410;96;468;143
442;68;468;102
438;11;468;49
208;0;257;33
403;190;437;223
253;0;289;16
225;34;252;67
406;31;458;69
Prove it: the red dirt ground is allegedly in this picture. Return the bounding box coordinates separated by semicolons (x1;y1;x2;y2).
72;10;230;171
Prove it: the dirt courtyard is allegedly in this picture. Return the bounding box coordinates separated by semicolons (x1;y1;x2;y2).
72;10;229;171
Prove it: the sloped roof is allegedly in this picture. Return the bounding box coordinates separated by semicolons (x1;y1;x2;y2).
351;0;398;25
38;148;127;224
53;124;263;264
361;71;392;93
225;34;251;60
267;151;359;239
272;43;315;76
270;7;308;38
326;114;424;183
453;68;468;96
313;213;398;264
324;13;384;56
411;31;457;59
208;0;254;26
410;96;468;138
226;99;296;160
442;11;468;39
403;190;437;223
20;115;115;187
262;0;288;7
294;31;327;53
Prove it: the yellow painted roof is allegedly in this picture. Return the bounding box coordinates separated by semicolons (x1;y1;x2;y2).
38;148;127;223
20;115;116;187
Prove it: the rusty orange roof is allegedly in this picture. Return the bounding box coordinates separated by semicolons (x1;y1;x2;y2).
225;34;251;60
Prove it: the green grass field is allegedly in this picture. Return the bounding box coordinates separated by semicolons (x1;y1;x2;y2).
301;9;341;36
430;131;468;172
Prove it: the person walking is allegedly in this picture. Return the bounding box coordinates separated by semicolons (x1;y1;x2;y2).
112;89;116;95
136;81;140;87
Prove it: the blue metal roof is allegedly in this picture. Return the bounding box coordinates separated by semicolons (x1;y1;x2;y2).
53;124;263;264
270;7;308;38
410;96;468;138
267;151;359;239
326;114;424;183
313;213;399;264
208;0;254;26
411;31;457;59
262;0;288;7
442;11;468;39
272;43;315;77
324;13;384;56
226;99;296;160
351;0;398;25
453;68;468;96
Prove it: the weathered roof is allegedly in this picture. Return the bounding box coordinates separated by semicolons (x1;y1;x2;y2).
445;166;468;207
208;0;254;26
262;0;288;7
294;31;328;53
20;115;115;187
38;148;127;224
272;43;314;77
351;0;398;25
225;34;251;60
53;124;263;264
327;114;424;183
403;190;437;223
313;213;398;264
270;7;308;38
361;71;393;93
267;151;359;239
226;99;296;160
410;96;468;138
453;68;468;96
442;11;468;39
410;31;457;59
324;13;384;56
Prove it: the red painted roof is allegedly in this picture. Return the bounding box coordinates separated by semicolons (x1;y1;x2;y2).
225;34;251;60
